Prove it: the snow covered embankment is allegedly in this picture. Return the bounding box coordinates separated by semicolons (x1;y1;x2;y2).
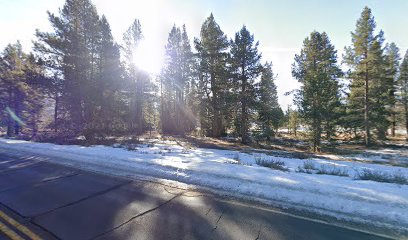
1;138;407;234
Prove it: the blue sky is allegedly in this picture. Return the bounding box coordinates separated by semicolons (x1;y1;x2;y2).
1;0;407;108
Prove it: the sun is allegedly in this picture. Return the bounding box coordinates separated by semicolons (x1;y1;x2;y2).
132;39;164;75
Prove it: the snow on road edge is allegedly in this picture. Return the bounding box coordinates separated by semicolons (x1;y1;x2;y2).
0;138;407;234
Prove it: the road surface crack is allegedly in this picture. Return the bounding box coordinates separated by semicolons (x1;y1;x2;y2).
255;224;262;240
89;191;185;240
205;207;212;216
163;186;182;196
212;212;223;232
0;172;79;195
33;180;132;219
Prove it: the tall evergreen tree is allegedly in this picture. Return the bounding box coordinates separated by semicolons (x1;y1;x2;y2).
194;13;229;137
292;31;342;151
230;25;263;143
160;25;180;134
370;33;389;140
257;62;281;140
24;53;48;137
344;7;389;144
180;25;196;132
0;42;46;137
398;50;408;139
123;19;145;134
35;0;105;138
160;24;194;134
0;42;26;136
94;15;123;135
384;42;400;137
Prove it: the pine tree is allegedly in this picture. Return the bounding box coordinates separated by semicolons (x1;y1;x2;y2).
34;22;64;133
0;42;46;137
292;31;342;151
257;62;281;140
230;25;263;143
160;24;194;134
24;53;48;137
398;50;408;138
0;42;26;136
194;13;229;137
288;109;299;137
35;0;105;138
80;15;123;136
180;25;196;132
123;19;145;134
384;42;400;137
369;33;389;140
344;7;389;144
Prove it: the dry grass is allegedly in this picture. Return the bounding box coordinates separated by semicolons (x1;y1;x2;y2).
356;169;408;185
254;157;288;171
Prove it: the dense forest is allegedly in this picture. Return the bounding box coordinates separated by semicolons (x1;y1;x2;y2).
1;0;407;152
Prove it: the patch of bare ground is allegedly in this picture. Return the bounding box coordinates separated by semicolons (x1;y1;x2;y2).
6;130;408;167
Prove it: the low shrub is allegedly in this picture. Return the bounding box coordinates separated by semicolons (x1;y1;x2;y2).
303;160;318;170
316;165;349;177
297;166;313;174
297;161;349;177
356;169;408;185
255;157;288;171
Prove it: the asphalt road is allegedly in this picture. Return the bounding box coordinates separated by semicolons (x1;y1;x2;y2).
0;150;391;240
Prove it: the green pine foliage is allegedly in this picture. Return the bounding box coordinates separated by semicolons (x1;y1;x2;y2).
399;51;408;137
384;43;400;137
160;25;194;135
292;31;342;151
194;13;230;137
35;0;125;139
123;19;146;135
288;109;300;137
230;25;263;143
343;7;394;145
0;42;46;137
256;62;283;140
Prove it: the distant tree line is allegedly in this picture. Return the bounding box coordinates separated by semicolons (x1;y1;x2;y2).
1;1;408;151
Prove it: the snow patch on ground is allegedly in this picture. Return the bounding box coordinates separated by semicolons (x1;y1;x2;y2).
341;148;408;167
0;138;407;233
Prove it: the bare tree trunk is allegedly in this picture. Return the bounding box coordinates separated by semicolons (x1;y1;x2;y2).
129;92;136;133
212;108;222;137
210;73;222;138
32;113;38;138
405;102;408;140
6;88;13;137
14;92;21;135
364;62;371;146
136;78;144;135
54;92;59;133
160;76;164;134
241;101;249;143
294;114;298;137
312;115;321;152
391;111;396;137
241;72;250;144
